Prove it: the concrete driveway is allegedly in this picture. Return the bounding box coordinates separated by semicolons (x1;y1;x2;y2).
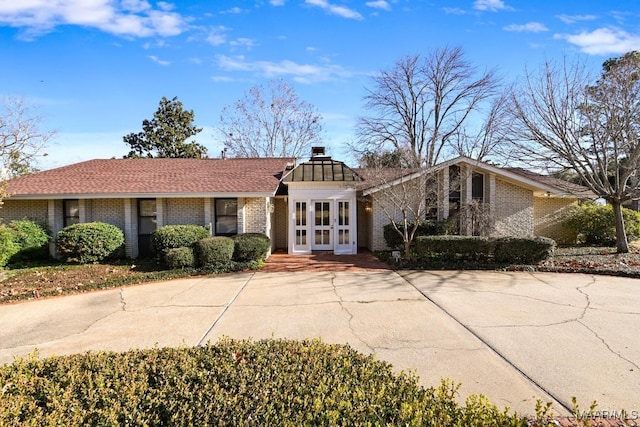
1;270;638;416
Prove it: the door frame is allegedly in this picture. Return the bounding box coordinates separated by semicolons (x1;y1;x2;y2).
311;200;333;251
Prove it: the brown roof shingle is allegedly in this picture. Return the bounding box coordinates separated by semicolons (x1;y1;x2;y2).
6;158;294;198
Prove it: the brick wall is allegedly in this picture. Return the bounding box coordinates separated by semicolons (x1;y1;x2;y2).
0;200;48;224
534;197;578;244
86;199;126;230
243;197;267;234
493;179;534;236
164;198;205;226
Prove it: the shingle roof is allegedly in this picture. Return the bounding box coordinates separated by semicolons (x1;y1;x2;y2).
6;158;294;198
504;167;596;198
282;156;361;183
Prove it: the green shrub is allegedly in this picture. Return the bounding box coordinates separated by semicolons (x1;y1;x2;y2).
493;236;556;264
383;220;452;249
563;202;640;245
0;339;526;426
0;225;19;267
195;236;234;269
232;233;271;262
7;219;50;262
415;235;492;261
165;246;196;269
151;224;210;259
56;222;125;263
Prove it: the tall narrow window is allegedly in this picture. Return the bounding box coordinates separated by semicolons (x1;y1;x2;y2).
295;201;307;245
138;199;157;258
472;173;484;201
215;198;238;236
63;199;80;226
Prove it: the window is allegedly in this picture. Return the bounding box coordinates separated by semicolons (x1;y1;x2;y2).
472;173;484;201
64;199;80;226
215;198;238;236
295;201;307;245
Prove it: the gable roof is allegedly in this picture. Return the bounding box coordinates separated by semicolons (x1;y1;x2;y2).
360;156;595;198
6;158;294;199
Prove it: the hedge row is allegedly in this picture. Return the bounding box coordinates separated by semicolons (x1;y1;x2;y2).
383;220;453;250
56;222;125;263
0;339;526;426
415;235;556;264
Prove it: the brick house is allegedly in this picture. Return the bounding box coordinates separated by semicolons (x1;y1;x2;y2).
0;150;590;258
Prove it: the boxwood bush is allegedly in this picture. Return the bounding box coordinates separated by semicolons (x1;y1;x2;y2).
151;224;210;260
493;236;556;264
413;235;556;264
383;220;452;249
164;246;196;269
232;233;271;262
415;235;492;261
0;338;526;426
56;222;125;263
195;236;234;269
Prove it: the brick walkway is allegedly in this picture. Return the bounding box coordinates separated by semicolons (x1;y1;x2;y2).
261;250;390;272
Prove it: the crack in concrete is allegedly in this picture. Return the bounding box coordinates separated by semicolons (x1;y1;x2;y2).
329;273;374;353
119;289;127;311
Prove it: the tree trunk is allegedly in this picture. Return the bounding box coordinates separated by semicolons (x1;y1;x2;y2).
403;239;412;261
611;200;629;253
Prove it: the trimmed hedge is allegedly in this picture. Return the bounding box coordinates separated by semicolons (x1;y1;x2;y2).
0;339;526;426
493;236;556;264
165;247;196;269
151;225;210;260
56;222;125;263
232;233;271;262
414;235;556;264
195;236;234;269
415;235;492;261
383;220;452;249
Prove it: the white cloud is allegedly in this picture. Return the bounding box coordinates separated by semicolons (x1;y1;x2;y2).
366;1;390;11
305;0;363;20
147;55;170;66
221;7;245;14
555;27;640;55
503;22;548;32
206;26;229;45
443;7;467;15
556;14;597;24
230;38;258;49
0;0;186;39
215;55;352;84
473;0;510;12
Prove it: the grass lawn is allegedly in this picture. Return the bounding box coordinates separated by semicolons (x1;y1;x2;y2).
0;259;201;304
2;245;640;305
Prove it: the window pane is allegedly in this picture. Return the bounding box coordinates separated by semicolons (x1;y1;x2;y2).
139;217;157;234
322;202;329;226
472;173;484;200
139;200;156;217
216;199;237;216
296;202;306;226
66;200;79;217
216;217;237;235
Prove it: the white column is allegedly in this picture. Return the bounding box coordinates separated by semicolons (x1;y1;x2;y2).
156;198;164;228
441;167;450;219
123;198;135;258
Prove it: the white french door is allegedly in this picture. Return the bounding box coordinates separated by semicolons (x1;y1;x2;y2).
335;200;351;253
312;201;333;250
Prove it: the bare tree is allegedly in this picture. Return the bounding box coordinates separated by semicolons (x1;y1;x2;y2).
0;96;53;179
218;79;323;159
355;46;501;167
361;164;435;260
507;52;640;253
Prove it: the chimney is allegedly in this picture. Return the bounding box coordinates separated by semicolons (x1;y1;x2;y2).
311;146;326;158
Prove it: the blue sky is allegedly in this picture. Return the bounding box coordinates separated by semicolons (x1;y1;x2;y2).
1;0;639;170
